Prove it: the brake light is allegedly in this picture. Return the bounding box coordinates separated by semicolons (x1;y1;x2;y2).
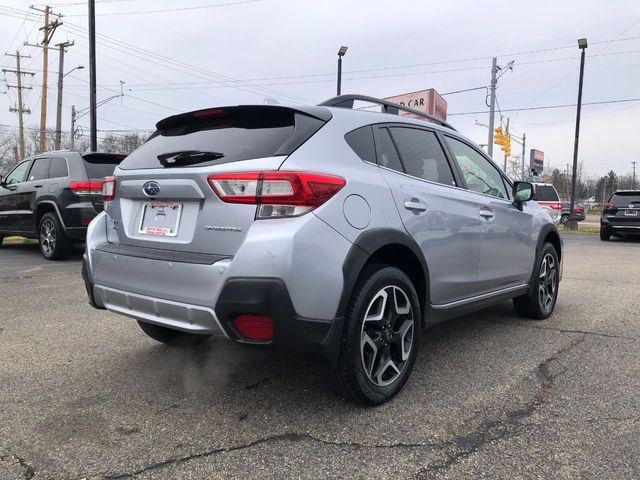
101;176;116;201
70;181;102;195
603;202;614;209
233;314;273;341
549;202;562;211
208;171;346;218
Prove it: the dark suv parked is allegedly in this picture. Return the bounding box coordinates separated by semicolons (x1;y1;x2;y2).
600;190;640;241
0;151;123;259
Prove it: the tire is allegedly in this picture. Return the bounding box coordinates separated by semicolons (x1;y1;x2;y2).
560;214;569;225
137;321;211;346
330;265;421;406
600;228;611;241
513;243;560;320
38;212;72;260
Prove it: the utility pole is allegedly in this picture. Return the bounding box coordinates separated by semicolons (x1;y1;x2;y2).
89;0;98;151
2;51;35;160
54;41;74;150
567;38;588;230
30;5;62;152
602;177;607;206
632;161;637;190
487;57;497;158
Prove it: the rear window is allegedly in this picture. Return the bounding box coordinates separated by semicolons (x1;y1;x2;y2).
610;192;640;206
82;154;124;179
533;185;559;202
119;107;326;170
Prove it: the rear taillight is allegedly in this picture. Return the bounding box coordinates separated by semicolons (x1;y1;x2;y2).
70;181;102;195
603;202;614;209
208;171;346;218
549;202;562;211
101;176;116;201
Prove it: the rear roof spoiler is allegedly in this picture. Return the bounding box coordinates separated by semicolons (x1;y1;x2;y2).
81;152;126;162
156;105;332;131
319;94;457;131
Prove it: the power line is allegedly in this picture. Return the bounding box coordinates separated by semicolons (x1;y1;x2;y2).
448;97;640;116
65;0;261;16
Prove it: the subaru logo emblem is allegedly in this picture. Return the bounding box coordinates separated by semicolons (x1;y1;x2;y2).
143;181;160;197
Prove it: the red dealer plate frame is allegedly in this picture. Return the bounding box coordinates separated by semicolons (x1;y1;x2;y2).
138;202;183;237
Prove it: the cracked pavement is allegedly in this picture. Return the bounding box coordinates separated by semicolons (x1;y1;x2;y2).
0;234;638;479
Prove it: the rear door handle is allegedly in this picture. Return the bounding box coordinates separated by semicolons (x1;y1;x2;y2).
34;184;43;188
404;201;427;212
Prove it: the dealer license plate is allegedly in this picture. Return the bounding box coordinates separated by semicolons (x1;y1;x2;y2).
139;202;182;237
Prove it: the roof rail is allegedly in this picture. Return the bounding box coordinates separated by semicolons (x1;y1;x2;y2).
319;94;457;131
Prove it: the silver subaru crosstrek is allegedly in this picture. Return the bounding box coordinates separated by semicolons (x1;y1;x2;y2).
82;94;562;405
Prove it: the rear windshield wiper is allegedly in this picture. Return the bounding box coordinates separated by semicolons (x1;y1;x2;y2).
157;150;225;167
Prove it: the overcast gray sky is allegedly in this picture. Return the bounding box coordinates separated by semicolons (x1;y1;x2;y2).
1;0;639;177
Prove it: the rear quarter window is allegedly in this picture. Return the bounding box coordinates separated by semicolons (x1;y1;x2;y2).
533;185;559;201
49;157;69;178
344;126;376;163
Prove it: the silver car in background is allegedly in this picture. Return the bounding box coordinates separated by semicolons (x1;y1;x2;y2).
82;95;562;405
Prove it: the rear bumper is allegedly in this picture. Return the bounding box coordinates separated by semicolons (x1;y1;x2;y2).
600;217;640;235
214;277;343;363
83;253;343;363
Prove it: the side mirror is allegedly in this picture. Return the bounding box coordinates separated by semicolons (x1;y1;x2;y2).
513;181;534;210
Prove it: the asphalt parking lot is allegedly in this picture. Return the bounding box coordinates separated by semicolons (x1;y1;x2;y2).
0;234;638;479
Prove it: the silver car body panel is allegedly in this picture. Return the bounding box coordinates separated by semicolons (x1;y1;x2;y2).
84;104;559;335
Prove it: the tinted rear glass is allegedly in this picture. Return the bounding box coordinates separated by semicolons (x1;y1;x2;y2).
345;126;376;163
119;107;325;170
533;185;559;201
610;192;640;206
49;157;69;178
82;154;122;179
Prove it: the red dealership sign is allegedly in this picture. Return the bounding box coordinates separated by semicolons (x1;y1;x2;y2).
384;89;448;121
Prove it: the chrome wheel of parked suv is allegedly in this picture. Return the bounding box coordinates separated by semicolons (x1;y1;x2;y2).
332;266;420;405
513;243;559;320
38;212;71;260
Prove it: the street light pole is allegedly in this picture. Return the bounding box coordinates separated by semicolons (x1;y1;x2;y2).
54;42;81;150
337;46;348;95
567;38;588;230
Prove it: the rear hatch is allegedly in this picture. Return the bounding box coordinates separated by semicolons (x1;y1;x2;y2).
604;191;640;224
104;105;330;256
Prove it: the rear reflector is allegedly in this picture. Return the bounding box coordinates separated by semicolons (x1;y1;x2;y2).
70;181;102;195
208;171;346;218
233;314;273;341
101;176;116;201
